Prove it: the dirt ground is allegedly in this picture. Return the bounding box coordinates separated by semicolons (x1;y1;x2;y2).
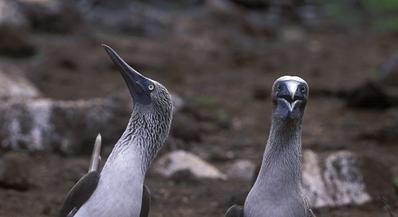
1;8;398;217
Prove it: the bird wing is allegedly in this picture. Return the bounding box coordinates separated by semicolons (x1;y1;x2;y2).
225;205;244;217
59;171;100;217
139;184;151;217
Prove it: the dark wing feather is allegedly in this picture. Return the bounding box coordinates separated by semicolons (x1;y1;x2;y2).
225;205;244;217
59;171;100;217
139;185;151;217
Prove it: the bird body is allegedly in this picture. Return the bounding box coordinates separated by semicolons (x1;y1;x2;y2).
225;76;313;217
60;45;172;217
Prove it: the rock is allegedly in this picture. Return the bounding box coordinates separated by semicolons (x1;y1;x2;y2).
0;0;28;27
279;25;305;43
154;150;227;180
17;0;82;33
302;150;375;208
0;97;128;154
0;0;35;58
0;153;31;191
0;63;41;100
226;159;255;181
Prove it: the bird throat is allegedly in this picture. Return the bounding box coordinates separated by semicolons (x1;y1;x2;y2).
255;118;303;199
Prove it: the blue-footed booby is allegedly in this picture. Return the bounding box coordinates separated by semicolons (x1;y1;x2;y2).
59;44;173;217
225;76;315;217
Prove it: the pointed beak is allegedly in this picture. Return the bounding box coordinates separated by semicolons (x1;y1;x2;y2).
102;44;152;105
277;80;306;112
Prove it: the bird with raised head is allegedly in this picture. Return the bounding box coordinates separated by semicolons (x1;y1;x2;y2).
225;76;314;217
59;44;173;217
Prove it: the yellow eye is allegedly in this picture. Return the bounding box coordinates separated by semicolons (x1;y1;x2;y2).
148;84;154;91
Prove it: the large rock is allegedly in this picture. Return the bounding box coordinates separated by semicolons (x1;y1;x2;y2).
0;63;40;100
302;150;392;208
0;97;128;154
226;159;255;181
154;150;227;180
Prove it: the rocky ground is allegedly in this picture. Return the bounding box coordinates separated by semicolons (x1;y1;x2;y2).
0;0;397;217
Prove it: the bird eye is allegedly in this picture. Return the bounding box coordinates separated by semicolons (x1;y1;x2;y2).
277;84;283;91
148;84;154;91
300;86;306;93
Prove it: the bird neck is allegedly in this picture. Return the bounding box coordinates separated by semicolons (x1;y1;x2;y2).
257;117;303;195
105;111;167;176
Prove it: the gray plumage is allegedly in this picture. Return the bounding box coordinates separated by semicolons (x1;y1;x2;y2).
225;76;314;217
60;45;173;217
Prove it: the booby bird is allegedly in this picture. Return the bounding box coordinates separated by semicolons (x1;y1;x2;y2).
59;44;173;217
225;76;314;217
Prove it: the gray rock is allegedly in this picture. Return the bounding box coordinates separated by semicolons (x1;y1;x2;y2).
279;25;306;43
0;63;41;100
0;0;28;27
226;159;255;181
302;150;372;208
0;153;31;191
154;150;227;180
0;97;128;154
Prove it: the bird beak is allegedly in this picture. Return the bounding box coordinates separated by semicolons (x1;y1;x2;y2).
285;81;300;112
102;44;152;105
277;80;306;112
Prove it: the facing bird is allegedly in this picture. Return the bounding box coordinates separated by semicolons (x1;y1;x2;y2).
225;76;314;217
59;44;173;217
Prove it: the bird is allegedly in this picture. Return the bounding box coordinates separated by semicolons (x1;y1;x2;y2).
225;76;314;217
59;44;173;217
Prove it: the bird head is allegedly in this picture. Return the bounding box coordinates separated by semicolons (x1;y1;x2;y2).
102;44;173;143
271;76;308;120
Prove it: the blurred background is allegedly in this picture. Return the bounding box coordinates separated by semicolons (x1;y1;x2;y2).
0;0;397;216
